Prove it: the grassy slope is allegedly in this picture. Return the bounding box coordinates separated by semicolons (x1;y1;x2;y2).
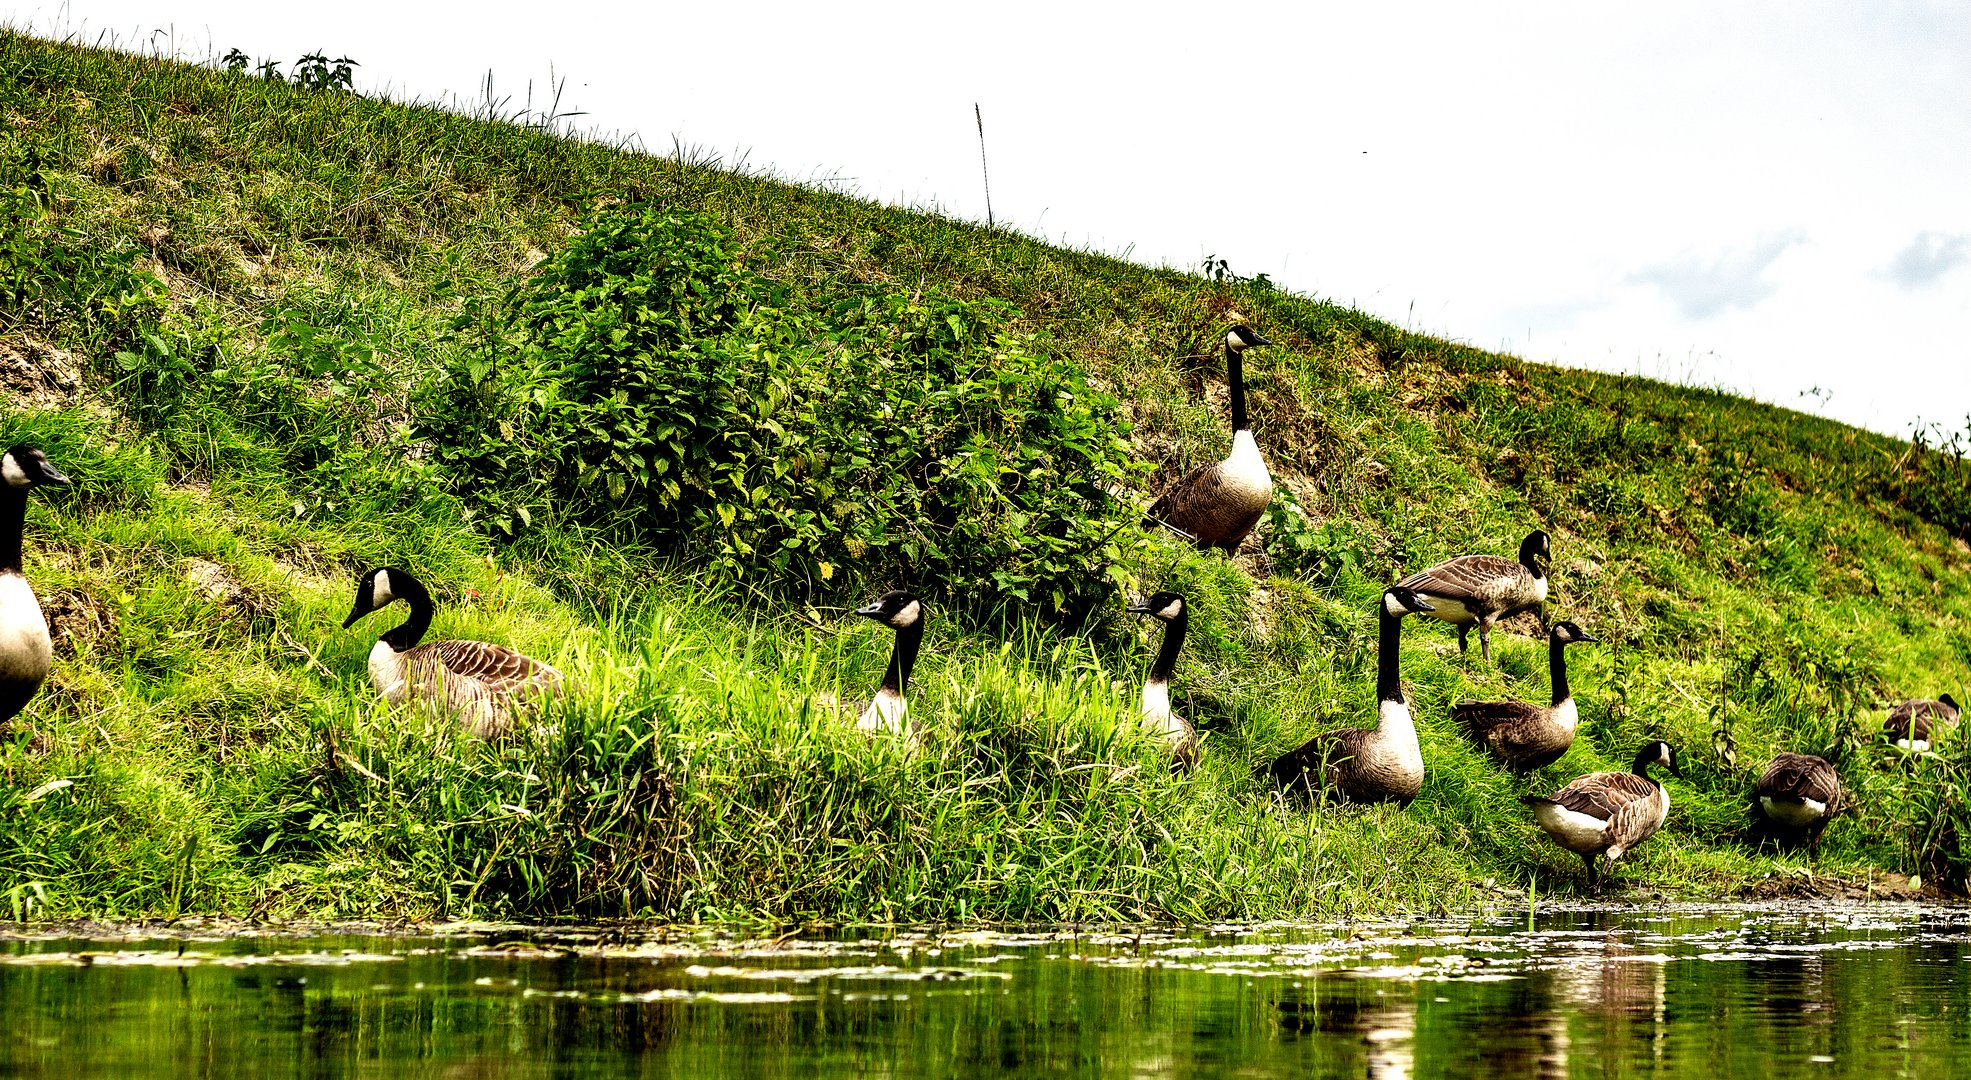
3;31;1970;922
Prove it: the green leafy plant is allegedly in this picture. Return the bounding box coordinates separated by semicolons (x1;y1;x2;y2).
421;205;1143;613
292;53;357;93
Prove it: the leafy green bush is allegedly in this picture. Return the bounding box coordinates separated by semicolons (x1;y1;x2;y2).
422;205;1144;612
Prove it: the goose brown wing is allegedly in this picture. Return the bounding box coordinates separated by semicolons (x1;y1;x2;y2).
1547;771;1657;821
1455;701;1543;738
1602;787;1668;851
1266;728;1367;790
1397;555;1526;602
1147;462;1226;528
418;639;564;696
1757;753;1840;806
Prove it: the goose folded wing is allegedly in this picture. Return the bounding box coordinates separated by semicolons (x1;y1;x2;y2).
1548;772;1657;821
1454;701;1541;736
1763;754;1840;805
1396;555;1523;601
1268;728;1364;786
1148;462;1225;517
426;639;563;695
1602;787;1667;850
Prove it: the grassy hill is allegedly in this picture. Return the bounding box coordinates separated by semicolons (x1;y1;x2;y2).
4;29;1971;922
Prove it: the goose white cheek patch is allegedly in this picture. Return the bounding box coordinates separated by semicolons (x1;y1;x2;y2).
0;456;27;488
371;569;395;608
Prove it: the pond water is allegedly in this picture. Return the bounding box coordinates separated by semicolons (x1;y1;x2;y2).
3;904;1968;1078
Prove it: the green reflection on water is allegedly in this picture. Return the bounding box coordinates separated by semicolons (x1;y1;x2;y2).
1;905;1966;1078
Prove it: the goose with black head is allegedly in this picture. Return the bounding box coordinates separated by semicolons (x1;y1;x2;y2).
1145;321;1275;554
1455;621;1597;773
1265;587;1435;805
848;589;924;735
1398;530;1551;662
1126;590;1198;769
343;566;566;738
0;445;70;727
1523;741;1681;895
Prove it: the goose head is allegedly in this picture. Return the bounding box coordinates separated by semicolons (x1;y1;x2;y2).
1550;621;1597;646
343;566;412;628
1631;740;1682;780
1;445;71;490
1382;586;1436;618
1126;591;1187;623
854;589;924;631
1224;324;1273;353
1518;530;1552;574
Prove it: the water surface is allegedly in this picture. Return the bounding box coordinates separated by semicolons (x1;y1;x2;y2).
3;903;1968;1077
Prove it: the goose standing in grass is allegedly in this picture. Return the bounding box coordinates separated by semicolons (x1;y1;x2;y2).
1523;741;1680;895
1264;587;1434;806
846;589;924;735
1126;590;1198;769
0;445;69;726
1884;694;1959;751
342;566;565;738
1398;530;1551;661
1748;752;1842;852
1455;621;1597;773
1145;322;1274;554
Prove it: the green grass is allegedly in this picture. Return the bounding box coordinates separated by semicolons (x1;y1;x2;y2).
3;28;1971;923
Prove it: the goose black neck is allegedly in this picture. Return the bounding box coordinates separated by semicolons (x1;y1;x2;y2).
1226;345;1249;433
1376;606;1406;703
0;489;24;573
1150;608;1188;683
882;620;924;697
381;575;434;652
1519;537;1547;580
1629;748;1659;781
1549;636;1571;706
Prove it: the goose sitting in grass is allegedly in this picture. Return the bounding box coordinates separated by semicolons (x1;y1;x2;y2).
1;445;70;728
1145;321;1274;554
342;566;565;738
1126;590;1198;770
1884;694;1959;751
1748;752;1841;852
1264;587;1434;806
1454;621;1596;773
842;589;924;735
1397;530;1550;662
1523;741;1680;895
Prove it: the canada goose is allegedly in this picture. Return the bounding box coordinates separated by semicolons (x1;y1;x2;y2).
1884;694;1959;751
342;566;565;738
1264;587;1435;805
1523;741;1680;895
1125;590;1198;769
1748;752;1841;852
848;589;923;734
1145;322;1274;554
1;445;69;726
1397;530;1551;661
1455;621;1597;773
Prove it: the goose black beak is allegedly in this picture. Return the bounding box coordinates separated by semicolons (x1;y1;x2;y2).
39;463;71;486
342;608;366;629
1410;597;1436;613
1125;600;1151;614
1248;331;1273;348
852;600;884;620
1578;633;1600;644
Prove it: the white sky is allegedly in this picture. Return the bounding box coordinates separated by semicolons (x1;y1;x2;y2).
10;1;1968;437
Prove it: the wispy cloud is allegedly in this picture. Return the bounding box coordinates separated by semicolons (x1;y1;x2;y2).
1628;232;1806;320
1883;231;1970;289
